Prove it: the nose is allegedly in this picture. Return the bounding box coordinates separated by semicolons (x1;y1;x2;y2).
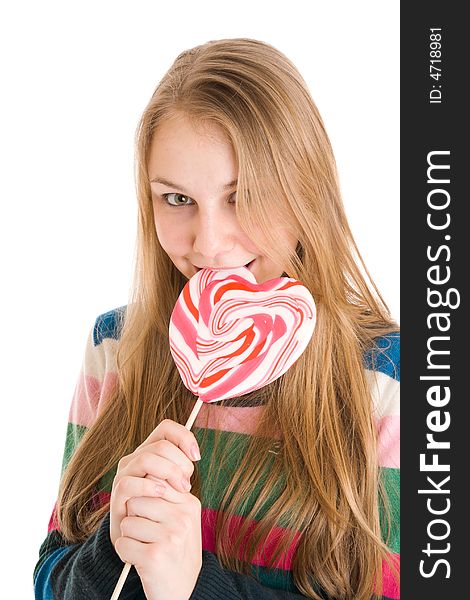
192;206;236;262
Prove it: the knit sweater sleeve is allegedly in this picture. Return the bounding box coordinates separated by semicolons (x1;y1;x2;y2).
33;308;144;599
36;512;145;598
190;553;310;600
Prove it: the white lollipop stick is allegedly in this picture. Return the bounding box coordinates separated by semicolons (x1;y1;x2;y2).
109;562;131;600
184;398;204;430
110;398;204;600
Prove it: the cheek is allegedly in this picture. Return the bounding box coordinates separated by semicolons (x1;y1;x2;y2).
238;223;297;257
239;234;261;255
236;222;265;254
153;210;190;254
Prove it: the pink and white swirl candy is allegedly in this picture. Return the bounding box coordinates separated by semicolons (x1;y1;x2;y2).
169;266;316;402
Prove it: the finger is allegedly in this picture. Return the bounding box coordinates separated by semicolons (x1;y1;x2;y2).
140;479;187;505
114;535;146;567
112;475;166;506
120;515;159;543
140;419;202;462
120;451;192;493
126;495;195;524
115;534;168;571
136;438;195;481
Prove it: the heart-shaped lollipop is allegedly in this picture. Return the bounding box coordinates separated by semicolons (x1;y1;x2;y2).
110;265;316;600
169;266;316;403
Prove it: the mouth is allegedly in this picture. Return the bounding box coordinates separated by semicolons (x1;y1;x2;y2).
193;259;256;273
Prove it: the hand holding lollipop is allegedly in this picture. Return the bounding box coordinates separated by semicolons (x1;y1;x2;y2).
110;266;316;599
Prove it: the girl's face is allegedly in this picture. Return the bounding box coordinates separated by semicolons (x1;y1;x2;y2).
148;113;297;283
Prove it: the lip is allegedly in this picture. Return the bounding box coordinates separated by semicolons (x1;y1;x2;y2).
194;259;256;272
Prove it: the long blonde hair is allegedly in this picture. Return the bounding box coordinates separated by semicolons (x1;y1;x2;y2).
58;38;399;599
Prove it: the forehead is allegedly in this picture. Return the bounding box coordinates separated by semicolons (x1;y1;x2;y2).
155;112;223;136
149;115;231;157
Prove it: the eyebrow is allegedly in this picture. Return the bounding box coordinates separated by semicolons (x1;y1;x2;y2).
150;176;237;195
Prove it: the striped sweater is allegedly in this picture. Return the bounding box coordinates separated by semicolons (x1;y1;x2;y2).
34;306;400;599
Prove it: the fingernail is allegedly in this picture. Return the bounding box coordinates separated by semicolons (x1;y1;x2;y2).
182;477;192;491
155;484;166;496
191;444;201;461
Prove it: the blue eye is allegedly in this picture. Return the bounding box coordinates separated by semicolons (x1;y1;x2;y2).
162;193;193;206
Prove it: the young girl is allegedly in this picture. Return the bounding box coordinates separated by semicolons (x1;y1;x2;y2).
34;38;399;600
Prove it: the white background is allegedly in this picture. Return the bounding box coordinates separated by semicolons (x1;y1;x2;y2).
0;1;399;597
